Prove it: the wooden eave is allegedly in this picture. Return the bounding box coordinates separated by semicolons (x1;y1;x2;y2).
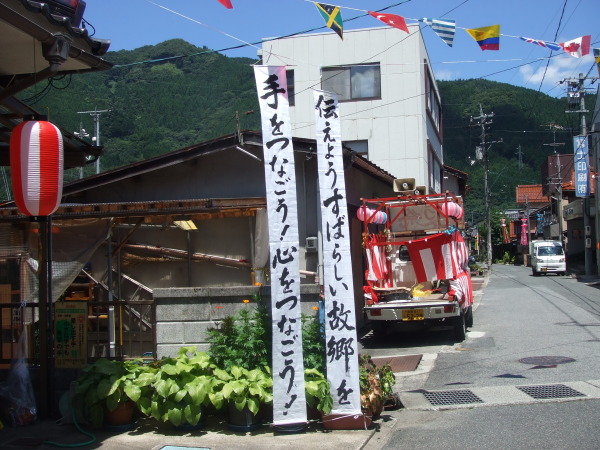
0;197;267;223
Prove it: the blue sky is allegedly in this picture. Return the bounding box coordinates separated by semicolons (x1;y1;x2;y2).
83;0;599;97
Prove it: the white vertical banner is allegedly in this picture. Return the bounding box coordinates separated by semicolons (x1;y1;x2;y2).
254;66;306;425
313;89;361;415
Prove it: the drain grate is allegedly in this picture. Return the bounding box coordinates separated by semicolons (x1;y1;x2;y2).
423;389;484;406
517;384;586;400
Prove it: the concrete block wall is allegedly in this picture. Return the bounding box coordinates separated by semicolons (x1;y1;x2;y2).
153;284;322;359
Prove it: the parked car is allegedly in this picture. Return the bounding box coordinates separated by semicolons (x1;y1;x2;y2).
530;240;566;276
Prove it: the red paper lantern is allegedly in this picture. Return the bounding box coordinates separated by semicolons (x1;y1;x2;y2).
10;119;63;216
441;201;464;219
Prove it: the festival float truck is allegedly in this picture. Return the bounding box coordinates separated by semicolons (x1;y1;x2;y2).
359;191;473;341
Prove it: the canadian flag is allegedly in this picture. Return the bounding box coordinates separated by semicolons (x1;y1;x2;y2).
560;35;591;58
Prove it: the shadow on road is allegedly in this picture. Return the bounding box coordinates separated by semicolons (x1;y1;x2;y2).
359;324;459;350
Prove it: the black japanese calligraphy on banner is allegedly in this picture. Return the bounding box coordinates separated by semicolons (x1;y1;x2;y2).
313;90;361;415
254;66;306;426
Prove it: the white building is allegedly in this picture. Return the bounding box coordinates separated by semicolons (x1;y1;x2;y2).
261;25;444;193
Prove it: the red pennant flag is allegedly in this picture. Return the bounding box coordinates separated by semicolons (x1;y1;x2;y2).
368;11;409;33
217;0;233;8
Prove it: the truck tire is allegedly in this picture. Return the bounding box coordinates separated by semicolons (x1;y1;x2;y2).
465;306;473;328
453;312;466;341
532;268;539;277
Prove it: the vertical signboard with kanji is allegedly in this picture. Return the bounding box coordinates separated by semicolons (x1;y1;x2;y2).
574;135;590;197
313;89;361;416
254;65;306;425
54;301;87;368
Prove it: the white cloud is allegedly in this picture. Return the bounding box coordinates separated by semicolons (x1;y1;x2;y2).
434;69;458;81
519;53;594;95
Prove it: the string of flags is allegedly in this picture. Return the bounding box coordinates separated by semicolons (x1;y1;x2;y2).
310;2;593;59
213;0;596;68
216;0;593;60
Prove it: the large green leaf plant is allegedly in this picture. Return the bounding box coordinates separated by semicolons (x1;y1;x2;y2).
211;365;273;416
139;346;215;427
74;358;155;428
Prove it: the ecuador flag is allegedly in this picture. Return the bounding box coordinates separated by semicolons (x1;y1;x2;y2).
466;24;500;51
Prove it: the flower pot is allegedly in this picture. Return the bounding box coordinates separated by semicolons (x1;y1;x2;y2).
321;411;372;430
227;402;263;432
307;403;321;421
104;401;137;431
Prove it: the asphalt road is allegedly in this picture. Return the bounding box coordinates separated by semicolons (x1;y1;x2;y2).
362;264;600;449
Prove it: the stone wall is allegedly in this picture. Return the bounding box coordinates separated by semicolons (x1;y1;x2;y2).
153;284;322;359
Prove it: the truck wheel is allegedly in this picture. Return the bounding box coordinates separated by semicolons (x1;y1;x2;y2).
453;313;466;341
532;268;539;277
465;306;473;328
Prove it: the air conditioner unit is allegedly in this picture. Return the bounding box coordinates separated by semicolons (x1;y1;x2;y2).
306;236;318;252
393;178;415;192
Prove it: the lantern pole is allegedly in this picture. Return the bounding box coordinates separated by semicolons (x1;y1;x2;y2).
38;216;54;418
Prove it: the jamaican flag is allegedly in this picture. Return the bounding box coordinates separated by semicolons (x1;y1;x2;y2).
315;3;343;40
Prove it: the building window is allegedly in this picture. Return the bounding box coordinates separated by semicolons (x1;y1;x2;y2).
428;142;442;194
344;140;368;158
321;64;381;101
425;65;441;132
286;69;295;106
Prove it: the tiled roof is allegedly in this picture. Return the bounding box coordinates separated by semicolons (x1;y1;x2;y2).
516;185;547;204
17;0;110;56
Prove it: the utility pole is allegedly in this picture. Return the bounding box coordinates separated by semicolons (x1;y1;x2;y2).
564;74;593;275
471;105;502;265
516;144;523;170
77;107;109;174
73;121;89;178
543;124;565;244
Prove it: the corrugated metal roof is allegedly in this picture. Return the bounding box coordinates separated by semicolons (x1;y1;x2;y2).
59;131;396;197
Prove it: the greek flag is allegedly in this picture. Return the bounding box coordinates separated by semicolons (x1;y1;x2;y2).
421;17;456;47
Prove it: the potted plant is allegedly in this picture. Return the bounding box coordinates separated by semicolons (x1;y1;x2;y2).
139;346;214;429
74;357;155;429
207;297;271;372
304;368;333;418
358;354;397;419
211;365;273;432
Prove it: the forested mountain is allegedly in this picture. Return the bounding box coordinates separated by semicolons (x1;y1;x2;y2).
19;39;596;221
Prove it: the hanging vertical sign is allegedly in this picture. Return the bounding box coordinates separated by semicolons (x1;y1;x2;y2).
574;136;589;198
253;66;306;425
313;89;361;415
54;301;87;369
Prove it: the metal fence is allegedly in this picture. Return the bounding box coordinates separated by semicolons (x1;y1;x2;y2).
0;299;155;368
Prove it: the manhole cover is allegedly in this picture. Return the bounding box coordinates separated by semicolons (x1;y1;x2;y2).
517;384;586;400
518;356;575;365
422;389;484;406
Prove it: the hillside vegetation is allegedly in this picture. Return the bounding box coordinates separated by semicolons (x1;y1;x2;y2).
19;39;596;221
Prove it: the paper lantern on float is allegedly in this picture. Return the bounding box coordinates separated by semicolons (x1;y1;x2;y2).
357;206;387;224
10;119;63;216
441;201;464;219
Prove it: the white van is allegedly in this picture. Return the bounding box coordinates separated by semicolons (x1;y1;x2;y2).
530;240;566;276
